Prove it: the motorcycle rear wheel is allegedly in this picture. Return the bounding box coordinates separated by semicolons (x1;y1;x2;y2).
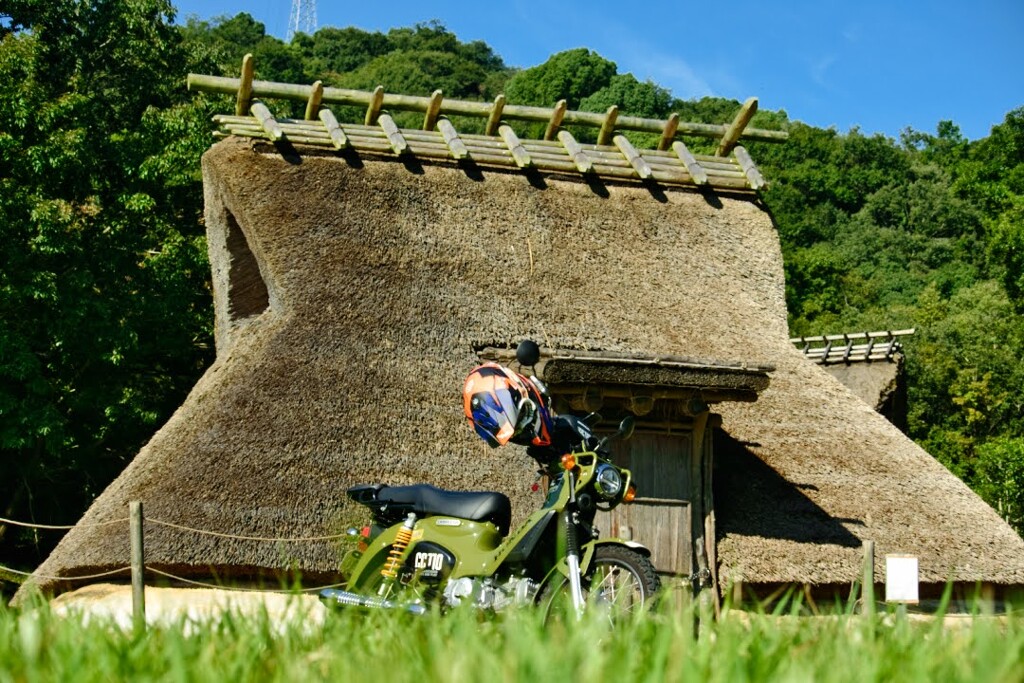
539;545;660;623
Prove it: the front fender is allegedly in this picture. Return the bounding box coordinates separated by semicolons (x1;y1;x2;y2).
541;538;653;587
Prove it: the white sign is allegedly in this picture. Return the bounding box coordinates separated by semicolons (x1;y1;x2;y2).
885;555;919;604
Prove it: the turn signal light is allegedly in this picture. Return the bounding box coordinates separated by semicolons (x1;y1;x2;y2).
560;453;576;470
357;525;371;551
623;485;637;503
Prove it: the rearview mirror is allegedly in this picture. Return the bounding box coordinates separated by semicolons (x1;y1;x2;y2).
516;340;540;367
618;416;635;441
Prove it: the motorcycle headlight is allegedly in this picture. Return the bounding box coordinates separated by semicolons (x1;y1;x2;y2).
594;463;623;499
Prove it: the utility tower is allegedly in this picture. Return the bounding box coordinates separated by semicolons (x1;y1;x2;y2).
287;0;317;41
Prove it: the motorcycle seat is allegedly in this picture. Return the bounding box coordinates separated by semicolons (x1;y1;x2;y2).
349;484;512;536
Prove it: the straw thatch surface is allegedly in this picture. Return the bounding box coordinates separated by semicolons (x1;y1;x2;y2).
716;350;1024;585
24;136;1024;598
819;359;900;412
819;357;907;430
26;138;782;595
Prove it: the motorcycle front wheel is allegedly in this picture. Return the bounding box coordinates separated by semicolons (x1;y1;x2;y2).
539;545;661;623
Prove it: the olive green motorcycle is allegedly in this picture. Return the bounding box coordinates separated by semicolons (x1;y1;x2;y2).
320;415;660;619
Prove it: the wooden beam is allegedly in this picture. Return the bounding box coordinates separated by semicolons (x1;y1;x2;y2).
234;53;254;116
672;141;708;185
304;80;323;121
485;94;506;136
318;108;349;149
436;117;469;159
423;89;443;131
734;146;765;190
190;72;790;143
557;130;593;173
716;97;758;157
365;85;384;125
498;124;531;168
613;134;652;180
377;113;409;155
249;101;283;141
544;99;567;141
657;113;679;151
597;105;618;145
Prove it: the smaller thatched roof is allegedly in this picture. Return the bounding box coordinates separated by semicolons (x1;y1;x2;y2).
715;345;1024;588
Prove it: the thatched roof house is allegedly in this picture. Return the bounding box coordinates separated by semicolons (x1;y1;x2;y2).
791;330;910;431
20;77;1024;602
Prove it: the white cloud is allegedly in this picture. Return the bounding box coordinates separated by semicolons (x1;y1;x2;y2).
810;54;837;88
630;53;716;99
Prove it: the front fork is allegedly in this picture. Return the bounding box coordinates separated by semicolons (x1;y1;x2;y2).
563;471;586;617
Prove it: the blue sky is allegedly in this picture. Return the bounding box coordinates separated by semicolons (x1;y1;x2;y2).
172;0;1023;141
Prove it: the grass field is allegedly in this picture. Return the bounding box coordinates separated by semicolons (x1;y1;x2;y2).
1;593;1022;682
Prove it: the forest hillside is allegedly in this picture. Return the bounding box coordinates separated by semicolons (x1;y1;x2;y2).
2;2;1022;583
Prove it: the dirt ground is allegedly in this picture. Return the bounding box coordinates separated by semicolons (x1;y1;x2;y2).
49;583;327;631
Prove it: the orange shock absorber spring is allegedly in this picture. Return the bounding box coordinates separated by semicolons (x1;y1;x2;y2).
381;514;417;580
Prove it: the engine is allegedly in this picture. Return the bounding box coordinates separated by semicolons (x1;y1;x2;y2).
442;576;540;611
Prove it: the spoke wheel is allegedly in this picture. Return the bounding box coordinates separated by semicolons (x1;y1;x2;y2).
540;545;660;624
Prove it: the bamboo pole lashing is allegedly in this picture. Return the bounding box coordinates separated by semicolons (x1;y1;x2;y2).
365;85;384;125
672;141;708;185
613;134;653;180
305;80;323;121
376;113;409;155
436;117;470;159
235;54;255;117
544;100;567;141
250;101;283;141
218;130;744;188
189;72;789;144
658;113;679;151
224;125;749;189
216;118;749;188
424;90;443;131
597;105;619;146
213;102;758;191
318;108;349;149
687;158;742;172
717;97;758;157
733;146;765;190
499;124;531;168
486;94;506;136
557;130;593;173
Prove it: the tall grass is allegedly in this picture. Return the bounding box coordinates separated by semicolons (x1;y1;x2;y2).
1;594;1022;682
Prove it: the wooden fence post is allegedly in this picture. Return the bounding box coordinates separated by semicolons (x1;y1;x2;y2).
861;540;875;615
130;500;146;630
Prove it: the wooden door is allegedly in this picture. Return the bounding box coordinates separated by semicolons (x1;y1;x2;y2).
594;432;695;575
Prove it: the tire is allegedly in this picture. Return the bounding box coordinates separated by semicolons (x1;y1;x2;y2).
540;545;661;623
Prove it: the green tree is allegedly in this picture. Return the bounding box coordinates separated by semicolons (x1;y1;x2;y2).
503;48;616;109
976;438;1024;532
0;0;214;567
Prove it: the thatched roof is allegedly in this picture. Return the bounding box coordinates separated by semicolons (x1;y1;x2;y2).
716;348;1024;587
23;136;1024;598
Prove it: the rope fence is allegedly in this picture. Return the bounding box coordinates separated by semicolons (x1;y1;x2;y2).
0;513;349;543
145;517;350;543
0;565;132;582
0;515;129;531
144;567;347;594
1;502;353;623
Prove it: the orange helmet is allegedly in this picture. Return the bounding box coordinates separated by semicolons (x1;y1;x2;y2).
463;363;551;448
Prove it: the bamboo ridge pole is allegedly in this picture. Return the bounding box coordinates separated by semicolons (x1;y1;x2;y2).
187;73;789;144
